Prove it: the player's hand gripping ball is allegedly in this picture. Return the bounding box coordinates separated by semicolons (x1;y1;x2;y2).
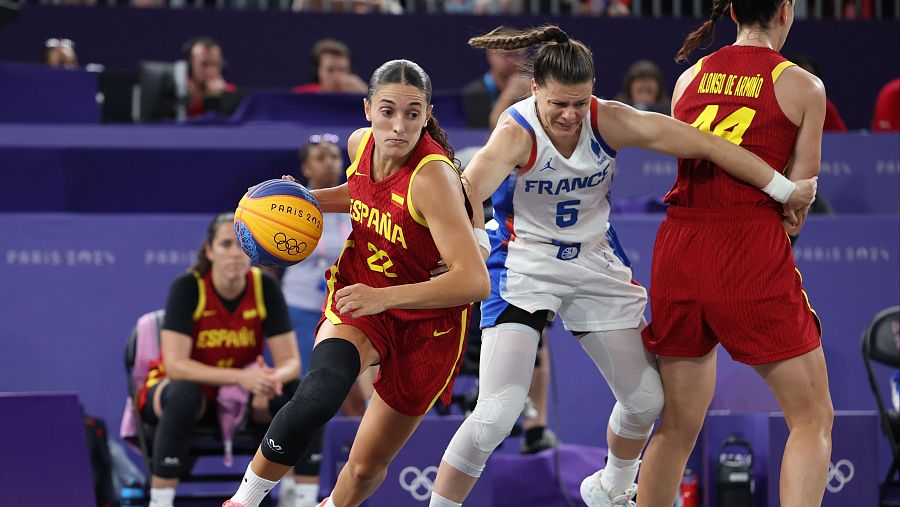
234;179;323;268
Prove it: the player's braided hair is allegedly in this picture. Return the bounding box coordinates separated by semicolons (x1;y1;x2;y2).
469;25;594;87
676;0;793;63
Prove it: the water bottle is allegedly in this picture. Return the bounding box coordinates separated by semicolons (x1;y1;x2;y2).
120;481;145;506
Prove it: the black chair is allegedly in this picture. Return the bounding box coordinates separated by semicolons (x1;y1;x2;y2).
861;305;900;506
123;310;269;503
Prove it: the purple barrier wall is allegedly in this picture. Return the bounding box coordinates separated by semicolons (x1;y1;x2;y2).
0;63;99;123
0;126;895;213
0;393;97;505
0;213;897;489
0;5;897;128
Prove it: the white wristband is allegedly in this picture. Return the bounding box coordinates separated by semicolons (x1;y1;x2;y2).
474;228;491;252
761;171;796;204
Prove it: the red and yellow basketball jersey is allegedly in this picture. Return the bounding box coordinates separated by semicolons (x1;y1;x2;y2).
325;129;468;322
141;267;267;403
666;46;798;210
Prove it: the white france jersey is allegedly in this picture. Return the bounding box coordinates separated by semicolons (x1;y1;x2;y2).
481;95;647;332
496;95;617;245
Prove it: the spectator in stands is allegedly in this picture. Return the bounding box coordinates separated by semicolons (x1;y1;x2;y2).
791;54;847;131
461;26;529;129
183;37;239;118
278;134;373;506
138;212;302;507
292;0;402;13
292;39;368;94
43;38;78;70
872;78;900;131
605;0;630;15
614;59;670;114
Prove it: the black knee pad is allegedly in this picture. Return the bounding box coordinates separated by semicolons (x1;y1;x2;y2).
293;428;324;476
268;378;301;415
153;380;205;479
496;305;550;334
261;338;360;466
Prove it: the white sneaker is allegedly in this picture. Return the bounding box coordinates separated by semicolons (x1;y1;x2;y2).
580;469;638;507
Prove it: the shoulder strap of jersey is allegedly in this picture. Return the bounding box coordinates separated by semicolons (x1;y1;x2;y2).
346;128;373;179
692;57;705;77
191;270;206;321
505;105;537;174
249;267;268;321
590;97;618;158
407;153;455;228
771;60;797;84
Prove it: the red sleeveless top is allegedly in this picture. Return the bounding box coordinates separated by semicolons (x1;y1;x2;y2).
667;45;799;210
140;268;267;406
326;129;470;322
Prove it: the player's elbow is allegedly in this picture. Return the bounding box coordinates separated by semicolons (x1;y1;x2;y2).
471;270;491;302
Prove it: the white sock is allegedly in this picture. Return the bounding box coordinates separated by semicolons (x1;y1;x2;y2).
280;474;297;491
321;497;336;507
148;487;175;507
276;475;295;507
295;482;320;501
232;463;280;507
601;451;640;496
429;492;463;507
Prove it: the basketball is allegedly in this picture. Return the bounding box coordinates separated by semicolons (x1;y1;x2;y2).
234;179;323;268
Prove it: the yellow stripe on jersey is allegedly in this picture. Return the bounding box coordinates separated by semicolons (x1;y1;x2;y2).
427;307;469;412
692;57;705;77
250;267;267;321
771;61;796;84
794;267;821;334
324;240;356;325
407;154;455;228
346;129;373;179
192;270;206;321
391;192;405;205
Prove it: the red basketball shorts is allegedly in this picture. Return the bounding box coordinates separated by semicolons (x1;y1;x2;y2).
319;279;470;417
642;206;821;365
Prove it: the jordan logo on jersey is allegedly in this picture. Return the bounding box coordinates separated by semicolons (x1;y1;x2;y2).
540;158;556;171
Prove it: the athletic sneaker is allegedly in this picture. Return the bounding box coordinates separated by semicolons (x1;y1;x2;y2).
580;469;637;507
222;501;247;507
316;499;330;507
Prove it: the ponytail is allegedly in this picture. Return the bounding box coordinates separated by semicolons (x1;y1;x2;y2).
424;114;458;169
675;0;731;63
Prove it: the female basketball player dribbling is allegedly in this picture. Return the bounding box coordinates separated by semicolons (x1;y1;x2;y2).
224;59;489;507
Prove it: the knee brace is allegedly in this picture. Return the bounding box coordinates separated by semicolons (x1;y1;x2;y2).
443;322;539;478
608;374;664;440
261;338;360;466
579;330;664;441
153;380;205;478
470;384;528;452
293;428;324;476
